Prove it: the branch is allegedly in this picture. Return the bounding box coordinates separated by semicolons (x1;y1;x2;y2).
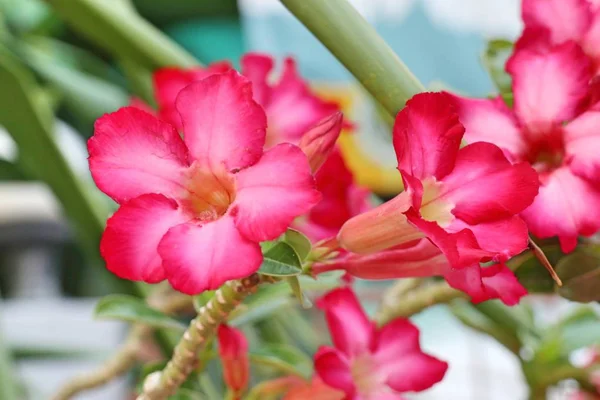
51;290;193;400
375;280;465;325
138;274;271;400
51;325;149;400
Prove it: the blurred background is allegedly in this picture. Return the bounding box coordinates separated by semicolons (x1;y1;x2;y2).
0;0;596;399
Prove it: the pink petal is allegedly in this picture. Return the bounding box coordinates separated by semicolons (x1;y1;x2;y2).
100;194;189;283
507;43;592;135
448;216;530;262
300;149;370;242
175;70;267;172
218;325;250;392
316;287;374;356
564;111;600;182
240;53;274;106
153;63;232;129
393;92;464;181
447;94;526;159
404;210;495;268
314;347;355;396
514;26;554;53
445;263;527;305
266;58;340;143
522;0;592;44
158;215;262;294
374;319;448;393
89;107;189;203
583;10;600;68
314;239;447;280
440;142;540;224
298;112;344;173
129;97;156;115
232;143;320;242
521;167;600;252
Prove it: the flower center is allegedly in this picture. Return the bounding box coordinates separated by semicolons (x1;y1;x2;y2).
350;353;384;396
182;163;236;221
524;128;566;174
419;178;454;227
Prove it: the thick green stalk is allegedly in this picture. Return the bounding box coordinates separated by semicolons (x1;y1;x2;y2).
46;0;198;69
138;275;265;399
280;0;425;116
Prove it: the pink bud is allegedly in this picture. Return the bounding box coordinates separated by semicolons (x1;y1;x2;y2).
218;325;249;393
299;112;343;173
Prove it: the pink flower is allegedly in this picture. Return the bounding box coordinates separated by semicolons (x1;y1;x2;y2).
314;287;448;399
517;0;600;74
152;53;342;148
449;42;600;252
314;239;527;305
297;148;371;242
240;53;342;146
338;92;539;268
89;71;320;294
153;61;233;130
218;324;250;394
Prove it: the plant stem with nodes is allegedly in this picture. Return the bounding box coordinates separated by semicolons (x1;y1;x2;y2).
138;274;274;400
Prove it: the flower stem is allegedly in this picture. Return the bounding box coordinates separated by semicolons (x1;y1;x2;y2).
375;280;464;325
280;0;425;117
138;275;265;400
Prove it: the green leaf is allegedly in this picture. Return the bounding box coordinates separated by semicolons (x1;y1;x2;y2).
286;276;312;309
47;0;197;70
249;344;313;378
259;242;302;277
483;39;513;95
229;297;292;327
284;229;312;261
94;294;186;331
556;250;600;302
18;37;129;134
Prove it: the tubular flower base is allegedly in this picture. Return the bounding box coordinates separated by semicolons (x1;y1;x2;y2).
138;275;264;400
314;287;448;399
314;239;527;305
218;325;250;395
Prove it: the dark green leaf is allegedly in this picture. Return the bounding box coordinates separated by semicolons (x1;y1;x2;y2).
483;39;513;95
556;250;600;302
284;229;312;261
259;242;302;277
250;344;313;378
94;294;186;331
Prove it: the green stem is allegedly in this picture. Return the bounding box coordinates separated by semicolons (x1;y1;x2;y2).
138;275;265;399
280;0;424;116
375;281;464;325
46;0;198;69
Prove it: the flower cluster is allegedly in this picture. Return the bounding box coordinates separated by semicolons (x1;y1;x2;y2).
450;0;600;252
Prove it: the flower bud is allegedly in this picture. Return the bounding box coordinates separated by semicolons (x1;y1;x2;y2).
218;324;249;394
299;112;343;173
